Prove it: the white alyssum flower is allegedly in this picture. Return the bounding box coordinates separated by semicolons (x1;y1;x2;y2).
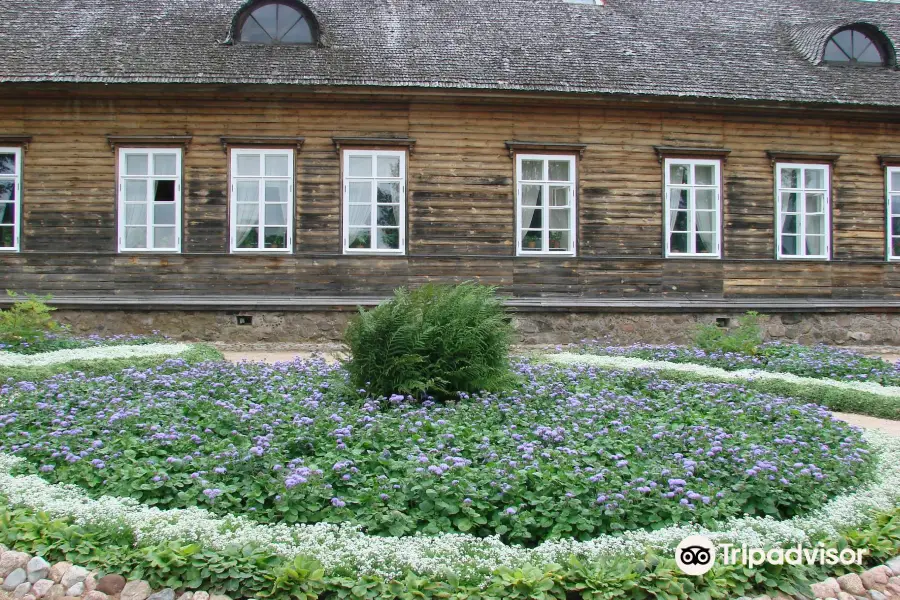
0;433;897;584
0;343;193;367
546;352;900;399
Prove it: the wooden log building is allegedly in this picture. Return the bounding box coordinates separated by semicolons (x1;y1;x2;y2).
1;0;900;342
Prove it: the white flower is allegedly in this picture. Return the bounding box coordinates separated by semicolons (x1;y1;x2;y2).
0;343;193;367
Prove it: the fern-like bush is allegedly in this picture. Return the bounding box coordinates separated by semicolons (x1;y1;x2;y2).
344;283;515;400
693;311;763;355
0;291;62;346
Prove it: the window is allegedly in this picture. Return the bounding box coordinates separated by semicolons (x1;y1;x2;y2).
230;149;294;253
118;149;182;252
516;154;576;256
776;163;830;260
342;150;406;254
664;158;721;257
0;148;21;251
236;1;316;44
824;27;887;65
888;167;900;260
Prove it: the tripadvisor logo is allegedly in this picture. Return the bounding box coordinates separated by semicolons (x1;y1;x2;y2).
675;535;868;576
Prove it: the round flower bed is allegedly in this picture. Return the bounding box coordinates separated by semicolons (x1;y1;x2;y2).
0;359;875;547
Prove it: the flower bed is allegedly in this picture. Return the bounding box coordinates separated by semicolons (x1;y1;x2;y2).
574;341;900;386
0;359;875;548
0;333;168;355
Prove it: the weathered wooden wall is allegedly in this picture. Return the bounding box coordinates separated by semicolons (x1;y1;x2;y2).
1;86;899;301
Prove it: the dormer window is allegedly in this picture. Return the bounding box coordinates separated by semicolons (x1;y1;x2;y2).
236;1;317;44
824;27;890;66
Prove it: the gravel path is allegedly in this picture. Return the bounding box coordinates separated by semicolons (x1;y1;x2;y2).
833;412;900;437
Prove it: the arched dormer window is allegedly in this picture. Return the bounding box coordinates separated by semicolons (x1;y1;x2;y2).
823;26;893;66
235;0;317;45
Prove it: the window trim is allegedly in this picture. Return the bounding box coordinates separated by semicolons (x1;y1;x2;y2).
515;153;578;257
117;148;184;253
663;157;723;259
341;148;407;256
774;162;832;261
887;166;900;261
229;148;295;254
0;146;22;253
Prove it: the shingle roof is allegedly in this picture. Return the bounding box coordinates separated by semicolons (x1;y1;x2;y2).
0;0;898;107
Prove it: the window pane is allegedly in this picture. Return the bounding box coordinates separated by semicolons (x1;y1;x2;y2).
236;204;259;226
781;214;798;234
521;160;543;181
348;228;371;249
833;29;853;57
696;232;716;254
695;189;716;210
696;210;716;233
781;235;798;256
0;181;14;201
805;168;826;190
669;232;688;254
280;17;313;43
806;236;825;256
236;180;259;203
377;156;401;178
549;186;569;207
891;173;900;193
376;228;400;250
522;185;542;206
672;211;688;232
806;214;825;235
824;39;849;62
521;230;542;250
806;193;824;214
669;188;688;210
0;154;15;175
349;181;371;204
349;156;372;177
239;15;271;42
275;4;303;38
265;154;290;177
781;192;799;213
125;226;147;249
348;205;371;227
0;226;12;248
125;204;147;226
265;181;288;203
263;227;287;249
236;154;261;177
377;182;400;204
153;203;176;226
548;161;570;182
250;3;278;37
0;202;14;224
153;180;175;203
893;237;900;258
236;227;259;249
549;208;570;229
377;205;398;227
549;230;570;251
125;180;146;202
694;165;715;186
153;227;176;249
265;204;287;226
892;217;900;237
780;168;800;189
669;164;690;185
522;207;542;228
153;154;177;177
125;154;148;176
892;195;900;216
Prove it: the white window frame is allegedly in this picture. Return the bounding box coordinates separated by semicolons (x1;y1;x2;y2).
342;149;407;255
888;167;900;261
117;148;183;253
229;148;295;254
0;147;22;252
515;153;577;257
663;158;722;258
775;162;831;260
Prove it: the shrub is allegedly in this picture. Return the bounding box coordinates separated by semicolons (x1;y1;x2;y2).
0;291;62;346
693;311;763;355
343;282;515;400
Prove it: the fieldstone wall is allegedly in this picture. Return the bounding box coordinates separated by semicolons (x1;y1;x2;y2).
52;309;900;346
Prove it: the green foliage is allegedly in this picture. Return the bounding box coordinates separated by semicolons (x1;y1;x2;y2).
2;501;899;600
0;291;62;346
0;343;224;384
343;282;516;400
693;312;763;355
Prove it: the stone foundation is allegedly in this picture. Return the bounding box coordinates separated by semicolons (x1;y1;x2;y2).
51;309;900;346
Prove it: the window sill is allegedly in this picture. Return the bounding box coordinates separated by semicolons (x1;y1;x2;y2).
516;252;577;258
118;249;182;254
230;249;294;254
343;249;406;256
775;256;831;261
665;254;722;259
